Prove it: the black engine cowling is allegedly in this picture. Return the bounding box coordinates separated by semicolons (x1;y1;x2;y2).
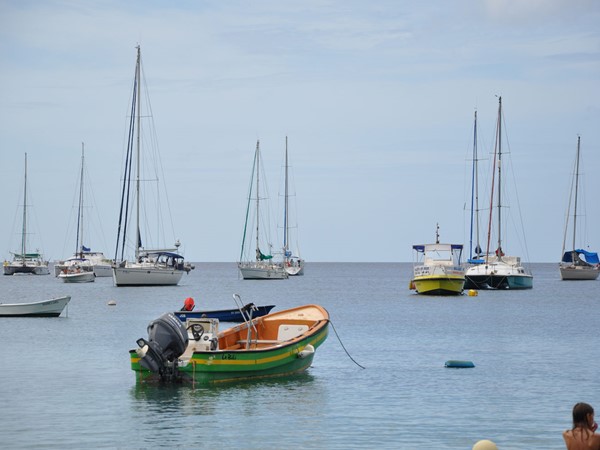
136;312;189;375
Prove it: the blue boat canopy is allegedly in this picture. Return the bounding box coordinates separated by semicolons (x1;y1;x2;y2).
145;251;184;259
412;244;463;252
561;249;599;264
467;258;485;265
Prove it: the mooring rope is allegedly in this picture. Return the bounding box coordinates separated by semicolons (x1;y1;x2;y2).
329;320;365;369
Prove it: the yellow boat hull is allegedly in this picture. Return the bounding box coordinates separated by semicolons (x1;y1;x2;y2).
411;274;465;295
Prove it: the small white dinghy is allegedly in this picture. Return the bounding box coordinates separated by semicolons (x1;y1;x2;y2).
0;296;71;317
58;267;95;283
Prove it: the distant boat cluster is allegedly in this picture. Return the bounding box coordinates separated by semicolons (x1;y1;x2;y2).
238;138;304;280
3;46;196;286
409;97;598;295
3;45;305;286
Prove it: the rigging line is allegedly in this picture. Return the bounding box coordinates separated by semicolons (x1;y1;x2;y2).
140;60;177;245
329;320;365;370
115;73;137;261
485;105;499;261
240;143;258;262
505;130;532;265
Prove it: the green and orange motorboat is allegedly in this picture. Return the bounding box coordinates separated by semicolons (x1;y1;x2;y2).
130;298;329;384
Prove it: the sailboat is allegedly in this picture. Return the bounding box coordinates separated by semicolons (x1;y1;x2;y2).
57;144;96;283
238;140;288;280
112;46;194;287
3;153;50;276
559;136;600;280
464;97;533;290
409;224;465;295
281;137;304;276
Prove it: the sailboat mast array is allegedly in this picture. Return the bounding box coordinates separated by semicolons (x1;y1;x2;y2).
464;96;533;290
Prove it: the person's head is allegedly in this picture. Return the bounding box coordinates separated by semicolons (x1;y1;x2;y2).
572;402;595;429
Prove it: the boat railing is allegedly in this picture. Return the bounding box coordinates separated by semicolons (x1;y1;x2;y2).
233;293;258;349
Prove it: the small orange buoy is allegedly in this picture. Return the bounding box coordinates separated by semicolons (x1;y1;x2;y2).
468;289;478;297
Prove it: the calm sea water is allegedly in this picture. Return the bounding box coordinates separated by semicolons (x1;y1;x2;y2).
1;262;598;449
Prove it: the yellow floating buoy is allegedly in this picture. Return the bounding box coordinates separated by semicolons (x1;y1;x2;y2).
472;440;497;450
468;289;478;297
107;300;117;306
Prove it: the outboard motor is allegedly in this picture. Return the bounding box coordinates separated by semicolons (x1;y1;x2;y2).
135;312;188;380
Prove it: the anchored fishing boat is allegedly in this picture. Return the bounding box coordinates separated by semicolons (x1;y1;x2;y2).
174;303;276;323
131;296;328;384
410;224;465;295
0;296;71;317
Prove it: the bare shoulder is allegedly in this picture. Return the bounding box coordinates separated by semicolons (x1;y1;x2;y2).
590;433;600;450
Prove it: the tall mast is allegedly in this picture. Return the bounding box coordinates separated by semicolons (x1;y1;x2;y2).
469;110;481;259
496;96;503;256
283;136;289;257
21;153;28;260
135;45;141;261
255;140;260;260
75;143;85;257
572;136;581;251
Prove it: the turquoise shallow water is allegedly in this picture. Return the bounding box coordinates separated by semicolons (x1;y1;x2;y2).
1;262;598;449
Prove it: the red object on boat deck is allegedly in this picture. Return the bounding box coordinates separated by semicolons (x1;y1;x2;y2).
183;297;195;311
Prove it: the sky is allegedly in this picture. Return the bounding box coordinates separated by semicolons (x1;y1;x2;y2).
1;0;599;263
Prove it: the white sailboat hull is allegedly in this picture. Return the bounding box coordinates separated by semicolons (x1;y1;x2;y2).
93;264;113;277
0;296;70;317
559;265;600;280
113;265;185;286
465;260;533;289
284;260;304;276
3;262;50;276
238;263;288;280
58;271;95;283
55;252;114;277
285;266;304;276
